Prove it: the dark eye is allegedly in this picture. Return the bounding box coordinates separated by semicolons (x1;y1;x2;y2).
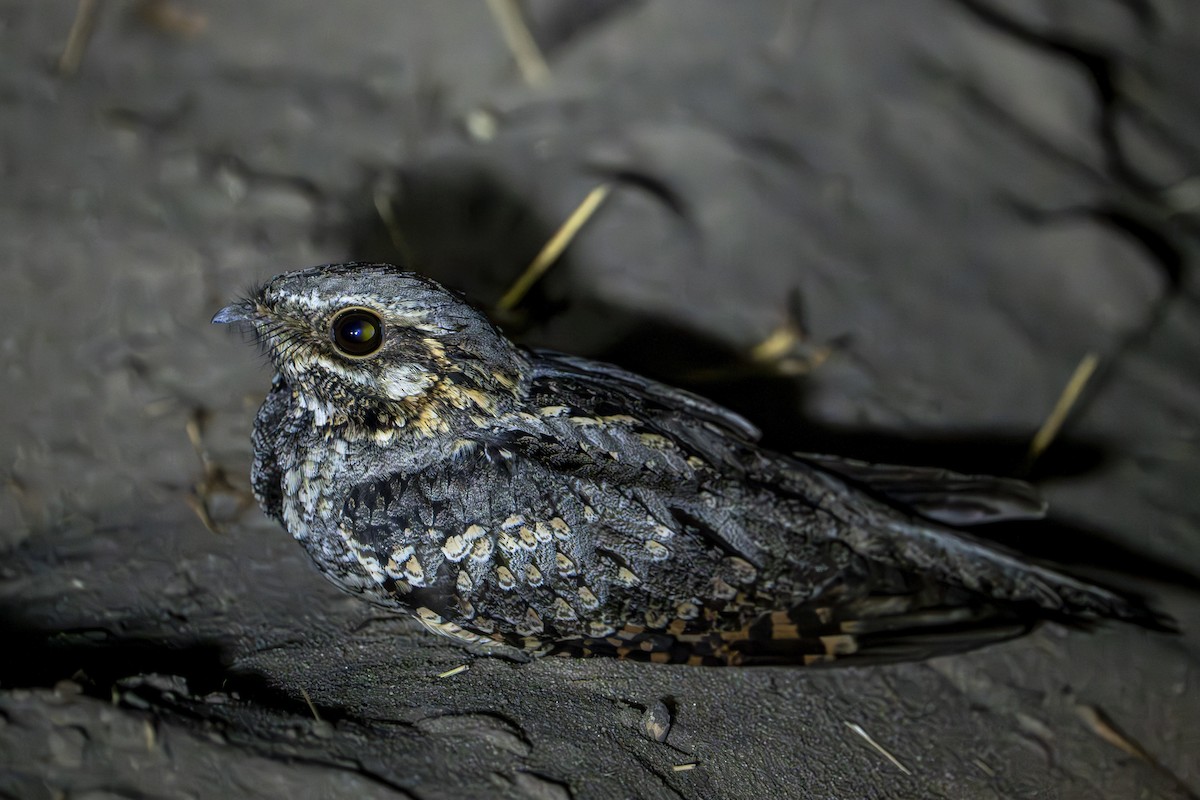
330;308;384;357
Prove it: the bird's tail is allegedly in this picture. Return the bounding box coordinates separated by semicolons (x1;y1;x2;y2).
727;594;1034;666
855;516;1173;630
726;534;1172;668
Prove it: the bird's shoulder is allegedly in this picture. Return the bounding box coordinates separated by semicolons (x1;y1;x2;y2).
487;348;765;483
523;349;760;439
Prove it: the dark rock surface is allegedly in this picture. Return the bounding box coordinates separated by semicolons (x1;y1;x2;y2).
1;2;1196;798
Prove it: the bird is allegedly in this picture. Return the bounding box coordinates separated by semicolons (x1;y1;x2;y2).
213;262;1167;666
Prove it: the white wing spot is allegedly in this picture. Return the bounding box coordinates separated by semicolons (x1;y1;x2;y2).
441;535;468;562
518;527;539;550
577;587;599;610
549;517;571;540
497;530;519;554
555;553;576;577
356;553;385;583
644;540;671;561
551;597;577;621
404;555;426;587
385;545;416;579
587;621;615;637
519;607;544;635
616;567;640;586
470;537;494;562
456;570;473;593
496;565;516;590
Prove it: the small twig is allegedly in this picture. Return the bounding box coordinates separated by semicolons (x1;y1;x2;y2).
750;321;833;376
1076;705;1150;762
184;407;253;533
1076;704;1200;800
745;291;833;376
437;664;470;679
1026;352;1100;466
143;719;158;751
299;686;323;723
59;0;101;76
845;721;912;776
185;409;220;533
496;184;611;311
185;410;210;471
183;492;220;536
671;762;697;772
749;324;802;363
485;0;550;86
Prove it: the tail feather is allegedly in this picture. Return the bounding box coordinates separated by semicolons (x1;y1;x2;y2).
726;596;1035;666
851;516;1173;630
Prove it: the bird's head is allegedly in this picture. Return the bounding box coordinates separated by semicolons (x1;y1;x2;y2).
214;263;526;431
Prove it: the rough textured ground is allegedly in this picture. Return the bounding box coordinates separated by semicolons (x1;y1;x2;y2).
1;2;1197;798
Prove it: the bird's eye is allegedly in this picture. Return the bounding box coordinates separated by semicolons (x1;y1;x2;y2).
330;307;384;358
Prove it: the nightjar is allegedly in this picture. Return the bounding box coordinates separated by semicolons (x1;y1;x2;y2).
214;262;1165;666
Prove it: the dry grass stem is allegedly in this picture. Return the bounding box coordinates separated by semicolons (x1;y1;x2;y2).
59;0;101;76
845;721;912;776
497;184;611;311
185;408;253;533
972;758;996;777
1076;705;1150;761
1027;352;1100;465
485;0;550;86
299;687;323;722
143;719;158;751
183;493;219;535
749;324;801;363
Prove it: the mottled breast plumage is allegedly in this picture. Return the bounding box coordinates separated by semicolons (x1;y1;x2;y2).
215;262;1168;667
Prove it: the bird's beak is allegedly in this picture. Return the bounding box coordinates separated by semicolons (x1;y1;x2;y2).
211;300;257;325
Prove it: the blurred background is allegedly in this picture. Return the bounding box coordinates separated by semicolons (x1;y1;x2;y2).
1;2;1197;798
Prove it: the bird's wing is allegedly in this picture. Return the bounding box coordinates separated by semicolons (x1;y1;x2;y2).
339;442;1042;666
796;453;1048;525
531;349;1048;526
518;353;1168;638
